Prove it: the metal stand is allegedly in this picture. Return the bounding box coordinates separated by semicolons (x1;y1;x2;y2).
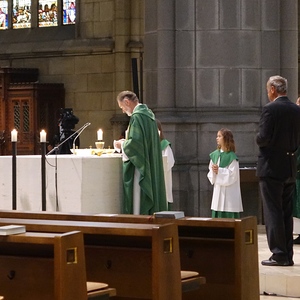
41;142;46;211
12;141;17;210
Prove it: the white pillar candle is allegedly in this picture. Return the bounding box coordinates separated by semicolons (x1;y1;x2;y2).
11;129;17;142
97;129;103;141
40;130;46;143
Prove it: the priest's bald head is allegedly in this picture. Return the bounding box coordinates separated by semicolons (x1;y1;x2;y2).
117;91;139;116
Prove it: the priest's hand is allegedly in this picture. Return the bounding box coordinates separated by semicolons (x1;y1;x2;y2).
114;139;125;152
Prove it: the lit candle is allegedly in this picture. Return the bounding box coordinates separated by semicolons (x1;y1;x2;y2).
97;129;103;141
11;129;17;142
40;130;46;143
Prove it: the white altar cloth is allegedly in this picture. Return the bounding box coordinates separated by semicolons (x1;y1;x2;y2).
0;154;122;213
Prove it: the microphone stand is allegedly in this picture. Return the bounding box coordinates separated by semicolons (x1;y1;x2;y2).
72;122;91;154
45;122;91;211
46;122;91;156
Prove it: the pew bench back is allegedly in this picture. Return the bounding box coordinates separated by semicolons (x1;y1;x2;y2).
0;211;259;300
0;217;182;300
0;231;87;300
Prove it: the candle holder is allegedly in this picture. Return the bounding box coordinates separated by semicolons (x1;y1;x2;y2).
41;141;46;211
12;141;17;210
95;141;105;149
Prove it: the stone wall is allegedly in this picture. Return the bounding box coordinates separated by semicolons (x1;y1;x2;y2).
144;0;298;217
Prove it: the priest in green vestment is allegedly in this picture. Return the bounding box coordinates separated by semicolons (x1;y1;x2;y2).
114;91;167;215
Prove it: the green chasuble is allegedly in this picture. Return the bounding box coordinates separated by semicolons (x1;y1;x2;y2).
122;104;167;214
209;149;238;168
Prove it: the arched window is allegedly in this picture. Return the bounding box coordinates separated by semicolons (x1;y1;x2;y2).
0;0;8;29
63;0;76;25
13;0;31;28
38;0;57;27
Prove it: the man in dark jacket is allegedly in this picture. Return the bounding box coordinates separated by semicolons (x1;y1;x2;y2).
257;75;300;266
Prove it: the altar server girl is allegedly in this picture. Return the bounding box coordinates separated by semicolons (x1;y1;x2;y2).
207;128;243;218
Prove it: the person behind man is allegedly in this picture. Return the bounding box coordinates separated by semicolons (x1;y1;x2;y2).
114;91;167;215
257;75;300;266
293;97;300;244
156;119;175;209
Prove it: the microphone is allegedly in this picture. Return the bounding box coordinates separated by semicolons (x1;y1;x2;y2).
46;122;91;156
72;122;91;153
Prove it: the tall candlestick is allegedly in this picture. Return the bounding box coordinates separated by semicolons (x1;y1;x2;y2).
12;130;17;210
97;129;103;141
11;129;17;142
40;130;46;143
41;140;46;211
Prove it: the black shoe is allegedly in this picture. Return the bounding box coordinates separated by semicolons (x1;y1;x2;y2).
293;235;300;244
261;257;292;266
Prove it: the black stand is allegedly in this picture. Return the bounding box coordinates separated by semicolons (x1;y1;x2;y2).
41;142;46;211
47;122;91;156
12;141;17;210
45;122;91;212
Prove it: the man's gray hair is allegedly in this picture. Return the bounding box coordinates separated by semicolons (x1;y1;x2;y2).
117;91;139;103
268;75;288;94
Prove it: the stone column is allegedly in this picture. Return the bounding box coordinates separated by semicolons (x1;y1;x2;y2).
144;0;298;217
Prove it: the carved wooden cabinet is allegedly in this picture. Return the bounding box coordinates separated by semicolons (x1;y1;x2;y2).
0;67;65;155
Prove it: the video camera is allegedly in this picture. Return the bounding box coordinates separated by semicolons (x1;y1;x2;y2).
59;108;79;131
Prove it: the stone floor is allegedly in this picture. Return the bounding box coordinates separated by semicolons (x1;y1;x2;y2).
258;225;300;299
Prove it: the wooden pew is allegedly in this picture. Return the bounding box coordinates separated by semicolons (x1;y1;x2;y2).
0;217;191;300
0;210;259;300
0;230;116;300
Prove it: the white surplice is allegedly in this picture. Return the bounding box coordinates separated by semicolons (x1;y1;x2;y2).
162;145;175;203
207;159;243;212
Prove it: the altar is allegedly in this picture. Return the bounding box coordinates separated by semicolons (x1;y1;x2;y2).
0;154;123;213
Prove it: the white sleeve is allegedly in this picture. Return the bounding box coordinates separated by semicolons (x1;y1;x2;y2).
214;160;239;186
162;145;175;170
121;142;129;162
207;160;216;185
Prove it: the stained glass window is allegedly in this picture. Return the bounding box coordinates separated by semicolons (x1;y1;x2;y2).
12;0;31;29
0;1;8;30
38;0;57;27
63;0;75;25
2;0;76;29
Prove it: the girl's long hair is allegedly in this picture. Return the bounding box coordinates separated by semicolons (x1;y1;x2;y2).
217;128;236;152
